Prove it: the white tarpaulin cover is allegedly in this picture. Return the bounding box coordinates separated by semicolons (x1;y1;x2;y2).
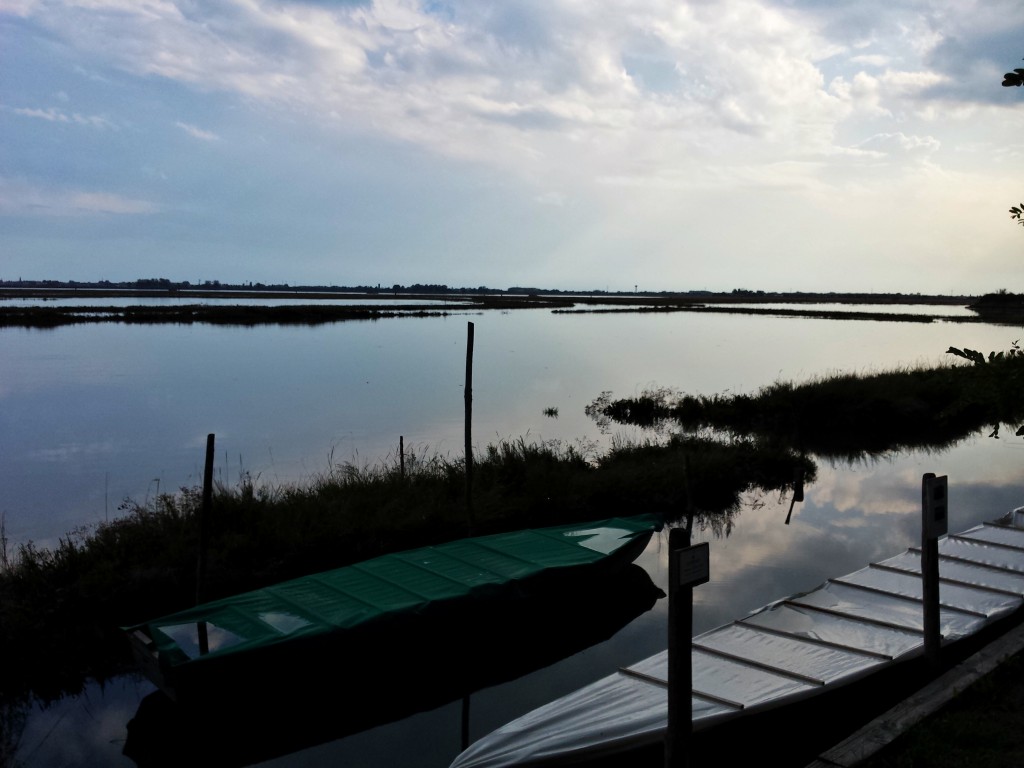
450;519;1024;768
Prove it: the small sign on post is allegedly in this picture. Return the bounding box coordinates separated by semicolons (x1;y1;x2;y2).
674;542;710;588
923;473;949;539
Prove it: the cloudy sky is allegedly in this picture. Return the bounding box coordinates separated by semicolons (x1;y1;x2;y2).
3;0;1024;293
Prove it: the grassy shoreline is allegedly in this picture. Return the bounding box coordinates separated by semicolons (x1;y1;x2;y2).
587;349;1024;459
0;434;808;703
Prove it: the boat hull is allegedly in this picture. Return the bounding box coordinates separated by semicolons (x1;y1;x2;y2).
126;515;659;706
123;562;665;767
450;515;1024;768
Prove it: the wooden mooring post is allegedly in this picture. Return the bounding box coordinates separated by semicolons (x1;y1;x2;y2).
464;322;475;532
665;528;709;768
196;433;215;656
460;322;477;740
922;472;948;669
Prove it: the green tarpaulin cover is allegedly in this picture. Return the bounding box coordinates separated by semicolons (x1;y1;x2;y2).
128;515;657;672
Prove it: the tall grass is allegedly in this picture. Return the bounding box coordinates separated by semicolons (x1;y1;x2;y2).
0;434;808;702
588;353;1024;459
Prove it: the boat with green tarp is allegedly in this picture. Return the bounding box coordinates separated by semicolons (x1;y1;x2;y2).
125;514;659;705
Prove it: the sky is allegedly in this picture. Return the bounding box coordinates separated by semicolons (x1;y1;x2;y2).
3;0;1024;294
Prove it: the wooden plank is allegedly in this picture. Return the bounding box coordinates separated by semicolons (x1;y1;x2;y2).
804;621;1024;768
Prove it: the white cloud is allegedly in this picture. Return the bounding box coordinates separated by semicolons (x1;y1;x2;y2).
13;106;68;121
12;0;862;181
175;121;220;141
10;105;117;129
856;131;941;158
535;191;566;207
0;179;157;215
0;0;39;16
70;191;158;214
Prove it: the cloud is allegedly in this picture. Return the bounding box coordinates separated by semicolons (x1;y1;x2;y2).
11;2;1024;177
0;179;158;216
11;0;862;182
0;0;37;17
535;191;566;207
175;121;220;141
10;105;117;129
856;131;941;158
69;191;158;214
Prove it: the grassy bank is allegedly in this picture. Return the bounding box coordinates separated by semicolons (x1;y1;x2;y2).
0;303;456;328
587;347;1024;459
0;435;809;702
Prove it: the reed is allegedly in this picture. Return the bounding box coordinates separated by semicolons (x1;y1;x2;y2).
0;435;808;702
588;352;1024;459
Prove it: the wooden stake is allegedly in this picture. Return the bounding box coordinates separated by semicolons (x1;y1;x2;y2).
465;322;475;531
197;433;215;655
922;473;947;669
666;527;702;768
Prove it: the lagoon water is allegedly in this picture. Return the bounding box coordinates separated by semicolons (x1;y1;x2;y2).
6;303;1024;767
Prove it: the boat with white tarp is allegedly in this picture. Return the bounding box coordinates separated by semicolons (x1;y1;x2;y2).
450;509;1024;768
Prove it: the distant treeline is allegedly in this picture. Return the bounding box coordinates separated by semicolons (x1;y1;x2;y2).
968;290;1024;318
0;278;979;304
0;278;478;295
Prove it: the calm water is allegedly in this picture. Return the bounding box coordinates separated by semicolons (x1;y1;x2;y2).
6;306;1024;767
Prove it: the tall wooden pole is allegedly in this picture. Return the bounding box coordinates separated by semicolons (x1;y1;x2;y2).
666;529;707;768
666;527;691;768
465;322;475;531
197;433;215;655
922;473;947;669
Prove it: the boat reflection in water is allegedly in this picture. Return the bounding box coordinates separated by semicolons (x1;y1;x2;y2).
123;562;663;767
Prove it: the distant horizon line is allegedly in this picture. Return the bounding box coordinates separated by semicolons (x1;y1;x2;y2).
0;278;985;301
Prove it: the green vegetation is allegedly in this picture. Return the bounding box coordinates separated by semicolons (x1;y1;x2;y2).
0;303;457;328
555;304;949;323
0;436;808;703
587;348;1024;460
967;292;1024;324
4;300;977;329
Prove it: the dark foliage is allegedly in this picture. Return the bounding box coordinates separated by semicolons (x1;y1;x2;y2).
588;353;1024;460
